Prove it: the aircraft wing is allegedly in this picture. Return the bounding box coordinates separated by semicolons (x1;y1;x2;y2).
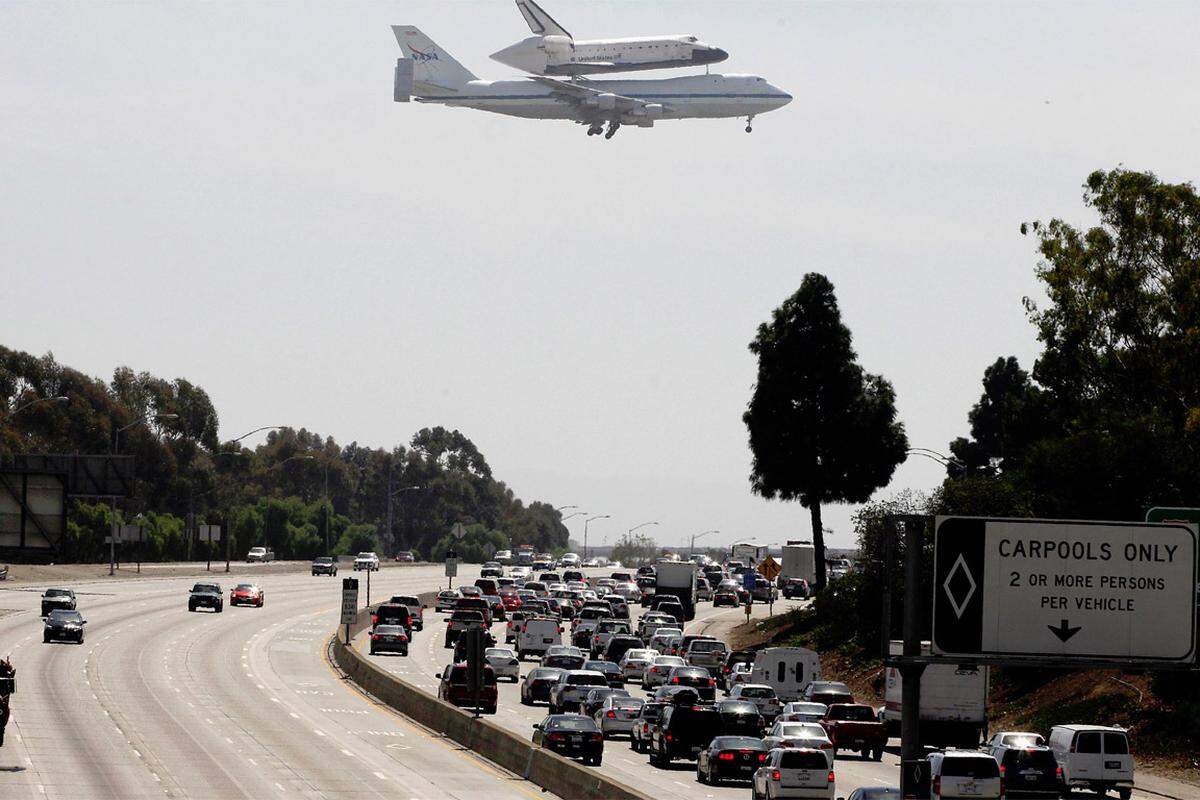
530;76;667;114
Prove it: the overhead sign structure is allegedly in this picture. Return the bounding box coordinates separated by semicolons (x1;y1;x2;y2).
340;577;359;625
932;516;1197;665
757;555;781;582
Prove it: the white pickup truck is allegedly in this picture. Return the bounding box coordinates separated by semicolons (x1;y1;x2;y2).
246;547;274;563
353;552;380;572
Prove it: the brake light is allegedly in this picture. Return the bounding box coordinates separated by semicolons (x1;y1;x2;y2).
606;710;616;718
771;770;781;781
757;753;767;761
708;678;715;687
591;733;603;742
717;752;735;761
371;634;380;640
547;732;567;742
827;770;835;783
672;677;680;684
665;733;673;743
371;614;378;624
999;765;1006;777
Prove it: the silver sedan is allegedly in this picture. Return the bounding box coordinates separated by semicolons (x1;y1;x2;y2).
484;647;521;682
594;695;645;738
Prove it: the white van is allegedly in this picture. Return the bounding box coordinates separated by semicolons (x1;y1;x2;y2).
516;617;562;660
1048;725;1134;799
752;647;821;702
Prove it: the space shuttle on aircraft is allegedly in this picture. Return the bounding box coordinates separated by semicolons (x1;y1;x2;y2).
490;0;729;77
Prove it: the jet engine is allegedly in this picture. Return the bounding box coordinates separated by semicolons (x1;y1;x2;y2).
539;35;574;61
584;93;618;111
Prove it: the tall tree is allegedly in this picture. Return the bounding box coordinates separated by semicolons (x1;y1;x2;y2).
744;274;909;588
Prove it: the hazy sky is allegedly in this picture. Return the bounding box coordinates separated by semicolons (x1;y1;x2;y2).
4;2;1199;551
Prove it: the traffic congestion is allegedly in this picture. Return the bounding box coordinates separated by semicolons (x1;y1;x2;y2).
352;548;1144;800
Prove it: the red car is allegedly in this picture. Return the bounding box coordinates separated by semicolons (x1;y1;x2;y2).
501;592;523;611
230;583;264;607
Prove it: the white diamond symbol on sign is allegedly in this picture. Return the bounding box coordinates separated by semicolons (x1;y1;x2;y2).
943;553;977;619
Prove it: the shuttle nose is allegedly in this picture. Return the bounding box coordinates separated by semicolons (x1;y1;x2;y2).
700;46;729;65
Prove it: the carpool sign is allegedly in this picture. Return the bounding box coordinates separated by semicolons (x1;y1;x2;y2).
932;517;1197;665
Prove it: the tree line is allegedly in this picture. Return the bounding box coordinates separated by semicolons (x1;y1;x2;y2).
0;353;568;562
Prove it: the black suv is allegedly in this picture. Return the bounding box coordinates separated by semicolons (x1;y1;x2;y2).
648;703;722;765
715;699;765;736
40;588;76;617
44;609;86;643
995;745;1062;798
667;665;715;701
188;582;224;613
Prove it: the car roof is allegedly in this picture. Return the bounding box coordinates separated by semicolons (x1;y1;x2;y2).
1051;724;1127;733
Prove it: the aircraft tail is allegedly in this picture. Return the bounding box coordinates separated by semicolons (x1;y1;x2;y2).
516;0;571;39
391;26;477;97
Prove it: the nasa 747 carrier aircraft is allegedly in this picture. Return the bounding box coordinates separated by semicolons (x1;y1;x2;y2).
490;0;729;76
392;27;791;138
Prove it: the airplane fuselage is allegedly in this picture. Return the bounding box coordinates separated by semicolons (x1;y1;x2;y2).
415;73;791;125
491;35;727;76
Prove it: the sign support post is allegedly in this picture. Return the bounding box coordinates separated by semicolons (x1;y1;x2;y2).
898;515;927;770
341;577;359;646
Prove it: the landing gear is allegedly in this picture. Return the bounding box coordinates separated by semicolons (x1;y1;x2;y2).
586;125;603;136
604;121;620;140
745;114;755;133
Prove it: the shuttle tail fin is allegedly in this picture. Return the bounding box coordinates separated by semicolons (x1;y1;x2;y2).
516;0;571;39
391;26;477;95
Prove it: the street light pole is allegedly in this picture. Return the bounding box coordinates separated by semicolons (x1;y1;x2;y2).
583;515;609;561
0;395;68;424
110;411;178;576
690;529;719;553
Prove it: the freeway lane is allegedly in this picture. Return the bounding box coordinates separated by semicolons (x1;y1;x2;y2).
0;565;559;800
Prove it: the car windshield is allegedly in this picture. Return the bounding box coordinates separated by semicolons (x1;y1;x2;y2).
315;558;333;564
941;756;1000;778
828;705;874;721
529;669;562;681
235;584;255;591
45;589;71;597
193;584;219;593
546;717;598;732
48;610;82;622
655;657;685;666
394;596;419;606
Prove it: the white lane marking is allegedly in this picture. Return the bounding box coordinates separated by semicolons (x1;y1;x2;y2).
289;712;300;719
341;748;354;757
275;783;285;792
373;771;388;781
247;757;258;766
313;729;326;736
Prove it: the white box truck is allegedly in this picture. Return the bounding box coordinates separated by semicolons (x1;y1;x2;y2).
654;561;698;621
780;541;816;584
751;646;822;702
883;640;989;748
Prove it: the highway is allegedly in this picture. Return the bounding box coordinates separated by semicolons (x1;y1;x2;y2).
0;564;559;800
0;562;1168;799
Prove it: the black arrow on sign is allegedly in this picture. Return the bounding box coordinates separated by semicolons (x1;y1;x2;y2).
1048;619;1082;643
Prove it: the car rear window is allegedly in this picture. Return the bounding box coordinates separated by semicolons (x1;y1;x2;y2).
780;750;828;770
548;717;598;732
569;674;609;686
668;708;721;735
940;756;1000;778
1002;749;1058;771
690;641;726;652
827;705;875;721
1076;732;1102;753
1104;733;1130;754
740;687;774;698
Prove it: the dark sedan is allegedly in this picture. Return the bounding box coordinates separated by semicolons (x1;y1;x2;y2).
43;609;86;644
532;714;604;766
697;736;769;785
40;588;76;617
715;699;765;736
667;665;716;701
520;667;565;705
543;653;587;671
369;624;409;656
582;687;630;718
584;659;624;688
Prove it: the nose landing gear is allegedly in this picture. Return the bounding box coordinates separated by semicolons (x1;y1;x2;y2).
745;115;755;133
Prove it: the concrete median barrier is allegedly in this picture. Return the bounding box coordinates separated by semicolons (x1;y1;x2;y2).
329;598;650;800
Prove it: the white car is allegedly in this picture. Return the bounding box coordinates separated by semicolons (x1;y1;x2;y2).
509;566;532;580
353;552;380;571
435;589;461;612
761;722;834;766
927;751;1002;799
753;747;836;800
641;655;686;689
729;683;782;722
559;552;581;568
594;694;644;738
728;662;755;691
647;628;683;654
484;647;521;682
779;702;828;723
618;648;659;682
636;612;676;639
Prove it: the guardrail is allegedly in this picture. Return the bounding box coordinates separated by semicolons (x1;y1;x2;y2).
327;594;650;800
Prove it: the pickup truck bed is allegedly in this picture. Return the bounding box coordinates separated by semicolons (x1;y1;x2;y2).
821;705;887;760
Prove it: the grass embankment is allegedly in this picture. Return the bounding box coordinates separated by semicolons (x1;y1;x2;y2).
731;605;1200;787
